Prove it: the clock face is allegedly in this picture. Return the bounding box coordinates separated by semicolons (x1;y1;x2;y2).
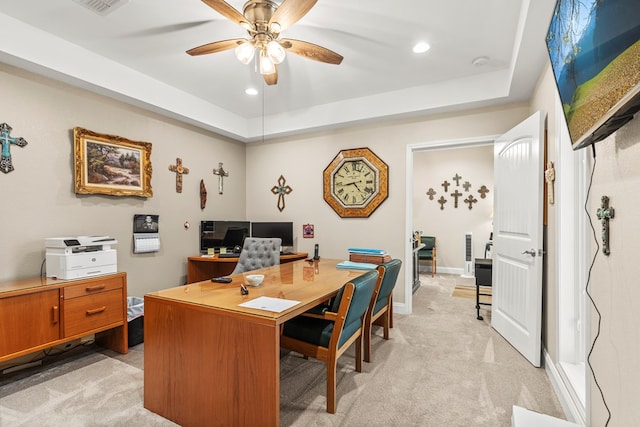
323;148;388;218
332;159;378;206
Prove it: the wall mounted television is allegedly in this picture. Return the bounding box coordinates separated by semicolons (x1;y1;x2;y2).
546;0;640;150
200;220;250;254
251;222;294;249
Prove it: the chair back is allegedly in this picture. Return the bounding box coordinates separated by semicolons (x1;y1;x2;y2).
231;237;281;274
333;269;379;348
422;236;435;251
373;259;402;315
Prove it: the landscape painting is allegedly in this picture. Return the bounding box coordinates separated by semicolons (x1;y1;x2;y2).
73;127;153;197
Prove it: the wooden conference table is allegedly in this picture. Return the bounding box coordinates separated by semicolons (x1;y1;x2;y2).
144;258;368;427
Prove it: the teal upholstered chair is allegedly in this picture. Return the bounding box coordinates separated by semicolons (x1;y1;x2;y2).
363;259;402;363
418;236;436;277
280;269;379;413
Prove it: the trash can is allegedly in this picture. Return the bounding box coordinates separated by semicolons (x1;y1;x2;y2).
127;296;144;347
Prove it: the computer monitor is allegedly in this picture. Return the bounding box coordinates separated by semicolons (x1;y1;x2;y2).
250;222;294;249
200;221;250;254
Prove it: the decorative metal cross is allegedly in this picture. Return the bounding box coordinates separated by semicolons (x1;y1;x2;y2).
596;195;615;256
271;175;293;212
478;185;490;199
426;188;436;200
168;157;189;193
212;162;229;194
451;190;463;208
452;173;462;186
464;195;478;210
441;180;450;192
545;161;555;205
0;123;28;174
463;181;471;192
437;196;447;210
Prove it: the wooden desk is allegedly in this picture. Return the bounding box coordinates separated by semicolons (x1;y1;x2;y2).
144;259;366;427
186;252;308;283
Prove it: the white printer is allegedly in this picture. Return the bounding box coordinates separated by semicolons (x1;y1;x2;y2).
45;236;117;280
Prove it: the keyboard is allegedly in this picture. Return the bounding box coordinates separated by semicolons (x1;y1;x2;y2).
218;253;239;258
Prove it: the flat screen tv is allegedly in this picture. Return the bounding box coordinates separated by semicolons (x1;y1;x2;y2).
251;221;294;249
200;220;250;253
546;0;640;150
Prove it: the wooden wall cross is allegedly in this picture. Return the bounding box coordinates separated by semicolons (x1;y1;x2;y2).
212;162;229;194
452;173;462;186
426;188;436;200
168;157;189;193
441;180;450;192
463;181;471;192
451;189;463;208
271;175;293;212
596;195;614;255
0;122;28;174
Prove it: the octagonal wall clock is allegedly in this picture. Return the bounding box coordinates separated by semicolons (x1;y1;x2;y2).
323;147;389;218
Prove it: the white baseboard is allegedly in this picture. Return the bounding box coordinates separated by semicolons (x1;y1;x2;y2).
543;349;586;426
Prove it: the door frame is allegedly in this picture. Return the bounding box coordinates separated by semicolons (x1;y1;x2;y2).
404;135;499;313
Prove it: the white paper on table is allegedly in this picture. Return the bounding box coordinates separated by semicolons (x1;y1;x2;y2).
238;296;300;313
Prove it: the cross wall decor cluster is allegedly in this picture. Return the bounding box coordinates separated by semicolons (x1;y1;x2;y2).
426;173;490;210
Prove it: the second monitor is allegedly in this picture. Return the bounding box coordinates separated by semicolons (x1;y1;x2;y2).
251;221;293;253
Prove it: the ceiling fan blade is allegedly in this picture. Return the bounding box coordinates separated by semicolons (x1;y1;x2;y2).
201;0;247;27
280;39;343;65
269;0;318;31
186;38;246;56
263;65;278;86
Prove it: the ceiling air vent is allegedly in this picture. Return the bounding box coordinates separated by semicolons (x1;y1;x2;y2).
72;0;129;16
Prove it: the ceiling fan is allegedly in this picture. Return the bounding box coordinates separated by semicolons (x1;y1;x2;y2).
187;0;343;85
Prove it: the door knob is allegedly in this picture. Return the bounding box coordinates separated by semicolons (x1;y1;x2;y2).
521;249;536;257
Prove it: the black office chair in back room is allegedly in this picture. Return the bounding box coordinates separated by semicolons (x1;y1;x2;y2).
230;237;281;274
280;269;379;414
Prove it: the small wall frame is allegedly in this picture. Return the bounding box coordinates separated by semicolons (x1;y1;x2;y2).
73;127;153;197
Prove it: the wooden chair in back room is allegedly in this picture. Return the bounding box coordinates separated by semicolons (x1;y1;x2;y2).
363;258;402;363
418;236;436;277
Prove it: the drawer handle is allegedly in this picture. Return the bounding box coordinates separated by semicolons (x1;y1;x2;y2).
52;305;59;324
86;306;106;315
85;285;106;292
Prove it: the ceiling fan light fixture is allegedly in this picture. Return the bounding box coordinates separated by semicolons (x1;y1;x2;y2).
259;52;276;75
266;41;286;64
235;41;256;65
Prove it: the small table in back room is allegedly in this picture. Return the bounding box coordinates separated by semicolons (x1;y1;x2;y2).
475;258;492;320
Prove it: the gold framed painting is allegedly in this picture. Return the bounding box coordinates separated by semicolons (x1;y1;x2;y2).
73;127;153;197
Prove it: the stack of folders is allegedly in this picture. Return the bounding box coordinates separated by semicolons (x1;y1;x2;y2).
347;247;391;265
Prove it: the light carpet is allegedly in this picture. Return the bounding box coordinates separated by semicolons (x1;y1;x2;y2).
0;273;564;426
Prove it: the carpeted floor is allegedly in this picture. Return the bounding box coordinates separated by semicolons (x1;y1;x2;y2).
0;273;565;426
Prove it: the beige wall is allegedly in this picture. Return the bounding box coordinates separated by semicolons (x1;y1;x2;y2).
532;63;640;425
245;104;529;311
0;63;247;296
413;145;494;272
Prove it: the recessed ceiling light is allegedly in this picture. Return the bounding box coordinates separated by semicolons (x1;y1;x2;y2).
413;41;431;54
245;88;258;96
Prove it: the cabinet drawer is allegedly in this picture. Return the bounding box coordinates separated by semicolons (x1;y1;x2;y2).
64;276;123;299
63;289;124;337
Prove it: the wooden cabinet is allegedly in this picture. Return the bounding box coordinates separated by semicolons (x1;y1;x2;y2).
0;273;128;363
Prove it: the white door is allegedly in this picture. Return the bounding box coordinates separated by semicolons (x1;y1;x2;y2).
492;111;545;367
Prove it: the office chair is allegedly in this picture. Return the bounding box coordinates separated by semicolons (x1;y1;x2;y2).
418;236;436;277
230;237;281;275
280;269;379;413
363;258;402;363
